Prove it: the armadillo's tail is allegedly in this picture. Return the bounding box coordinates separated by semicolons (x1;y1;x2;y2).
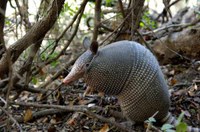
161;112;200;132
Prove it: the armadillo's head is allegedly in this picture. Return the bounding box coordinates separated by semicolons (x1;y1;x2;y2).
63;51;94;84
63;37;98;84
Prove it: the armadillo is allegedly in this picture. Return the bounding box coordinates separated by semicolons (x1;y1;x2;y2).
63;39;200;131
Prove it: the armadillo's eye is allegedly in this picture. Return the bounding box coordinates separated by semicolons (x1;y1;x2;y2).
85;63;90;67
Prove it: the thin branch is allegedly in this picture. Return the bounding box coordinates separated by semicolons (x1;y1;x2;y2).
101;11;132;45
12;39;43;86
143;19;200;36
135;30;155;55
46;0;87;62
15;0;31;29
118;0;126;18
40;0;88;57
0;96;7;105
0;0;65;77
0;106;22;131
5;50;15;131
37;53;80;90
15;108;68;123
32;0;88;76
11;102;132;132
85;110;133;132
10;101;87;112
145;111;159;132
156;0;182;21
24;43;42;86
5;57;13;103
92;0;102;42
14;83;46;93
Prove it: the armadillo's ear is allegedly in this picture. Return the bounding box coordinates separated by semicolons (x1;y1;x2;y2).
83;37;99;55
90;41;98;55
83;37;91;49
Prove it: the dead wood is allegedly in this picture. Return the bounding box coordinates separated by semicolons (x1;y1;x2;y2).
152;7;200;64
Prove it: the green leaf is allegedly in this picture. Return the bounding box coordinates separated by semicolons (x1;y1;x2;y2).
145;117;156;123
176;122;188;132
177;112;185;123
141;11;157;29
105;0;112;6
140;22;145;27
50;61;59;67
41;53;46;61
32;77;38;85
161;124;174;131
148;117;156;122
48;52;58;59
5;19;11;25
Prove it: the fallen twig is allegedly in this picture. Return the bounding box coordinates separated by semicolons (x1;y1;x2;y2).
10;102;132;131
0;106;22;131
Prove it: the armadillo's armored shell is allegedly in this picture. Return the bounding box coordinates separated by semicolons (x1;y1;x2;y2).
84;41;170;122
84;41;134;95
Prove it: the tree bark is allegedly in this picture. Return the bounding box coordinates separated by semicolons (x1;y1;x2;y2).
130;0;145;32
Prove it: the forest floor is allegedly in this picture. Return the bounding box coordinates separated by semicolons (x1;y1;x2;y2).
1;60;200;132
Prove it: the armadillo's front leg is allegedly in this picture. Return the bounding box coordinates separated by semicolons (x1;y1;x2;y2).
83;86;105;97
83;86;94;97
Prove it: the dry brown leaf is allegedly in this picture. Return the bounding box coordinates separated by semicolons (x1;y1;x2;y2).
67;113;79;126
37;93;44;101
98;92;105;97
67;118;76;126
170;78;177;86
39;68;45;75
24;109;33;123
78;99;88;105
99;124;109;132
48;125;56;132
50;118;57;124
29;127;37;131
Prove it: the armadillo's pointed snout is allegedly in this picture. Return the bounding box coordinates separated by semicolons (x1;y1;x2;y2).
62;68;84;85
63;75;73;84
63;72;77;84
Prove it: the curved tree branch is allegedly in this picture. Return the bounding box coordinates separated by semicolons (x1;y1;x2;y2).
0;0;65;77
